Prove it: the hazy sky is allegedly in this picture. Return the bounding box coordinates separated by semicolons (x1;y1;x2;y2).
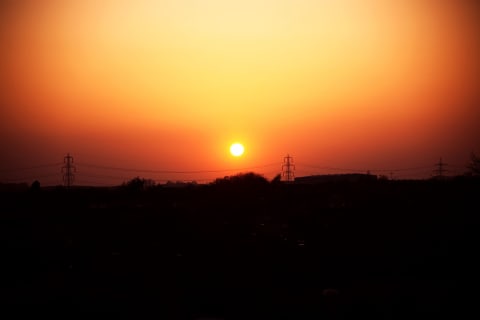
1;0;479;185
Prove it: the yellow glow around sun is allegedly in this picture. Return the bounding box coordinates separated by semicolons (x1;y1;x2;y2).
230;143;244;157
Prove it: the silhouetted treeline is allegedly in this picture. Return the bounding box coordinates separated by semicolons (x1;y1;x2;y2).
0;173;479;318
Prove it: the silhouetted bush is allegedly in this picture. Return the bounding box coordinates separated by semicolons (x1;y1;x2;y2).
122;176;155;191
30;180;41;192
468;152;480;176
271;173;282;184
212;172;269;188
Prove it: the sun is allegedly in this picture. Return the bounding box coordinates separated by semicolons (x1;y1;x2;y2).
230;143;245;157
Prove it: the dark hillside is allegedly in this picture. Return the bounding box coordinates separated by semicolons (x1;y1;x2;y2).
1;177;478;318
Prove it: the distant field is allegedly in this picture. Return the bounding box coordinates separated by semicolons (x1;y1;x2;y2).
0;178;478;318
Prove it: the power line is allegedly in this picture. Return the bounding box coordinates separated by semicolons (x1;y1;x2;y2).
2;154;471;187
76;162;279;174
1;173;60;183
297;162;433;173
74;179;118;187
0;163;63;173
79;173;130;181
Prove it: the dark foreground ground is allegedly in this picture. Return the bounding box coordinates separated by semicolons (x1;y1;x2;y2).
1;177;479;318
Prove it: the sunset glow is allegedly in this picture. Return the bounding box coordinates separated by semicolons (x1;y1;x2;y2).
1;0;479;185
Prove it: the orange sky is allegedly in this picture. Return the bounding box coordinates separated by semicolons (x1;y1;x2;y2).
1;0;479;185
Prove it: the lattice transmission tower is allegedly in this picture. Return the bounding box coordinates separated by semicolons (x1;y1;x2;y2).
433;157;447;179
282;154;295;182
62;153;76;187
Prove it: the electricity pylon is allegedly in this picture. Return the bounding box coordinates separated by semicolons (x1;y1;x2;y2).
433;157;447;179
62;153;76;187
282;154;295;182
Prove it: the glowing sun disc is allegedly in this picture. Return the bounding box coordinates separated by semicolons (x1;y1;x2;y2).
230;143;244;157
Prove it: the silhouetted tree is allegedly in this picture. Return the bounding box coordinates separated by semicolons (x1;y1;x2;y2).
123;177;156;191
144;178;156;188
378;175;389;181
231;172;269;185
30;180;41;192
213;172;269;188
467;152;480;176
271;174;282;184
